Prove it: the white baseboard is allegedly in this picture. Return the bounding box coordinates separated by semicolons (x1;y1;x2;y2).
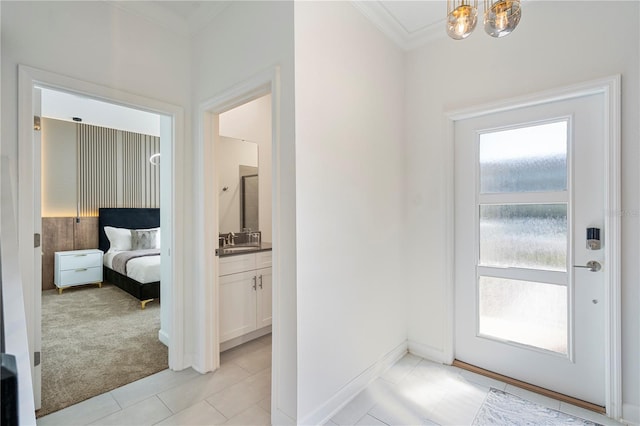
622;402;640;426
300;340;408;426
158;329;169;347
407;340;449;364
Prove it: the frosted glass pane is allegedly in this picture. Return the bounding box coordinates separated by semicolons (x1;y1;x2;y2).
480;204;567;271
479;277;567;355
480;121;567;193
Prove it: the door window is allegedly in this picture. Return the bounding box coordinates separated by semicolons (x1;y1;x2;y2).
476;120;569;356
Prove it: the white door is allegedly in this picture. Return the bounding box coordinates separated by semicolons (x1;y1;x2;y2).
454;93;606;406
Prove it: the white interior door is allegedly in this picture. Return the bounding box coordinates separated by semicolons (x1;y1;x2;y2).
454;93;606;406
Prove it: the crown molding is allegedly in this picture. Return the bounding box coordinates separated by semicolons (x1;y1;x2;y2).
105;1;229;38
351;1;446;51
107;1;190;37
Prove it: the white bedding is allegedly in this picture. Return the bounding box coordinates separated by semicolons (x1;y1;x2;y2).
104;251;161;284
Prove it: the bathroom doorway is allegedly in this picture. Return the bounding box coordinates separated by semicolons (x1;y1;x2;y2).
197;69;281;399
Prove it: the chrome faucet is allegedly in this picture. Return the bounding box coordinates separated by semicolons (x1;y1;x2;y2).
226;232;236;245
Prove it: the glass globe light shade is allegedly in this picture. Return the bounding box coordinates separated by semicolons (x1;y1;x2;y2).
484;0;521;37
447;4;478;40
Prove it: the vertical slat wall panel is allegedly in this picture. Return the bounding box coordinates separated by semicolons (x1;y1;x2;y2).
77;124;160;216
122;130;160;208
77;124;118;216
122;133;134;206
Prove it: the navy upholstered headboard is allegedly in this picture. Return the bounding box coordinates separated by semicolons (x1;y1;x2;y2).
98;208;160;253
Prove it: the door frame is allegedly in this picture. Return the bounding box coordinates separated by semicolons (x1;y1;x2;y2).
17;65;188;406
196;66;280;411
444;75;621;418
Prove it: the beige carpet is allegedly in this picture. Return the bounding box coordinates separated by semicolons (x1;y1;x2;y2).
37;283;168;418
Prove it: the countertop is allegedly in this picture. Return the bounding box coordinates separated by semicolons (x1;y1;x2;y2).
216;242;272;257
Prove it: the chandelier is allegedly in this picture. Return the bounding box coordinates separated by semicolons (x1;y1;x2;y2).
446;0;522;40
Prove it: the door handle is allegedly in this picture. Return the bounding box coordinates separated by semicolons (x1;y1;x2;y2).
573;260;601;272
252;276;257;291
258;274;263;289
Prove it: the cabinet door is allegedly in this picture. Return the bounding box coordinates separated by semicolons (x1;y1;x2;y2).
256;267;272;328
219;271;257;342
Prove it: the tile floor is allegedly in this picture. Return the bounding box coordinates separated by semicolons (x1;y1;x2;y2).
328;354;624;426
38;339;623;426
37;334;272;426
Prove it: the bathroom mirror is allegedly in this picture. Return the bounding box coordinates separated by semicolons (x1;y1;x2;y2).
218;136;258;233
240;169;259;231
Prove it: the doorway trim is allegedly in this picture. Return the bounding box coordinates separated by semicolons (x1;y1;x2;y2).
195;66;280;405
444;75;621;418
17;65;188;402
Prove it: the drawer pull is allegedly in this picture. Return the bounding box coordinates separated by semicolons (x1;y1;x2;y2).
75;268;88;272
74;254;88;257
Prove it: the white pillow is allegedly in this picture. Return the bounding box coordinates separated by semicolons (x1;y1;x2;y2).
104;226;132;252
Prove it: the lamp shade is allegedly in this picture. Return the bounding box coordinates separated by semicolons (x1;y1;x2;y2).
447;0;478;40
484;0;521;37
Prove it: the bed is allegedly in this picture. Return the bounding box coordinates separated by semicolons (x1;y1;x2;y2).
98;208;161;309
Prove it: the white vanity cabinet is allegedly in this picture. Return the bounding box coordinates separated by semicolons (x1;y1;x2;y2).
219;251;272;343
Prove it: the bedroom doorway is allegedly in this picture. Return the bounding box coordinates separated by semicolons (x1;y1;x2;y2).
38;88;169;417
18;65;185;414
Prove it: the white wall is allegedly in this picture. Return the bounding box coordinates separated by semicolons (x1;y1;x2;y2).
190;2;297;422
217;136;258;234
219;94;273;242
220;94;272;143
404;1;640;421
41;117;164;218
41;118;76;217
294;2;407;422
1;0;192;371
1;1;190;186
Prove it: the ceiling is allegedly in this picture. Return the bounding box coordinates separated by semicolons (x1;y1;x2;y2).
109;1;231;37
352;1;447;49
41;88;161;136
112;0;448;49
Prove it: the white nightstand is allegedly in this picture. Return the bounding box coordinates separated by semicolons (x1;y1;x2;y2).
54;249;104;294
